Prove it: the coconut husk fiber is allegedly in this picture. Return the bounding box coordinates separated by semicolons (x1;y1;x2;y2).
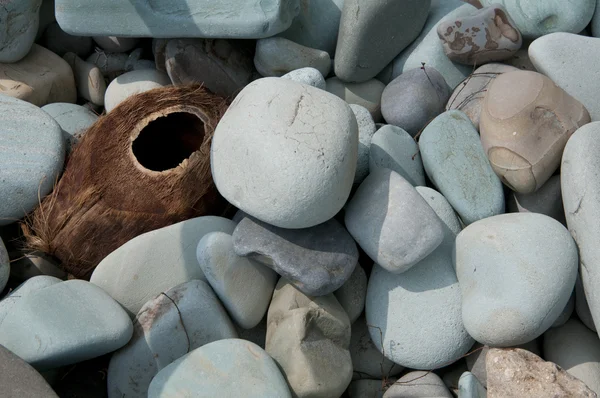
22;84;229;279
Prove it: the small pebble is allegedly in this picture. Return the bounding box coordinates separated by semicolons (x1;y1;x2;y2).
104;69;171;112
281;67;326;89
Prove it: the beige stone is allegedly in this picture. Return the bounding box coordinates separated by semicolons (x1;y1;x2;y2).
266;279;352;398
0;44;76;106
486;348;596;397
446;63;519;128
63;52;106;106
480;70;590;193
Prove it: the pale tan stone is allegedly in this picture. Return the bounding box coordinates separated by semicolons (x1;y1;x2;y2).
480;70;590;193
0;44;76;106
63;52;106;106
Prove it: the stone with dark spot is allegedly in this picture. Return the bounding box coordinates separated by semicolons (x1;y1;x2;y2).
232;215;358;296
107;280;237;398
0;344;59;398
437;5;522;65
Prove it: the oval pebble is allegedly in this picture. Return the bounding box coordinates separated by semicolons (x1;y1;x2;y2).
281;67;326;89
104;69;171;112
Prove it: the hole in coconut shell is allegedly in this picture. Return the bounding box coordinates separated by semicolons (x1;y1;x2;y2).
132;111;205;171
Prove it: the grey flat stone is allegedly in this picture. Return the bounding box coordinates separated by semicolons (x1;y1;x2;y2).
0;345;59;398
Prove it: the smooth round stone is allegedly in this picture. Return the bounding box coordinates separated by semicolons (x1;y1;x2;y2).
0;275;62;325
381;66;451;136
254;37;331;78
350;316;403;380
576;275;597;332
334;0;431;83
380;0;476;88
480;70;590;193
87;50;129;78
544;319;600;395
148;339;291;398
211;77;358;229
0;280;132;370
350;104;377;184
165;38;255;98
369;125;425;186
334;263;367;324
326;77;386;121
446;63;520;128
90;216;236;317
0;0;41;63
480;0;595;39
278;0;343;55
0;238;8;292
104;69;171;112
0;95;65;226
506;174;566;225
437;5;522;65
345;168;444;273
197;232;277;329
93;36;139;53
63;52;107;106
108;280;238;398
42;22;94;57
455;213;578;346
0;345;59;398
266;279;352;398
562;122;600;334
416;186;463;238
281;67;326;89
0;44;77;106
529;33;600;121
232;215;358;296
383;371;453;398
348;380;386;398
458;372;486;398
41;103;99;149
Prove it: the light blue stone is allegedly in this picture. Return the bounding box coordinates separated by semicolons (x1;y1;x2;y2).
0;0;42;63
148;339;291;398
419;110;504;225
481;0;595;39
458;372;487;398
416;187;462;239
0;94;65;226
0;238;8;292
350;104;377;184
0;275;62;325
281;67;326;89
55;0;300;39
41;103;98;149
369;125;425;186
0;280;133;370
378;0;475;88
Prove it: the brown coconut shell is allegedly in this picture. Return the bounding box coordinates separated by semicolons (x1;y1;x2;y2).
22;84;229;279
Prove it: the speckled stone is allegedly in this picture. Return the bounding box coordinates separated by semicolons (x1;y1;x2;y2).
232;215;358;296
369;125;425;186
41;103;99;149
350;104;377;184
281;67;326;89
0;0;42;63
254;37;331;78
326;77;386;121
104;69;171;112
419;110;504;225
0;94;65;226
334;263;367;324
0;345;59;398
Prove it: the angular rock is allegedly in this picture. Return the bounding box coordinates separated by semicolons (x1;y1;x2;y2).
42;22;93;58
93;36;139;53
334;263;367;324
90;216;236;317
480;70;590;193
381;0;476;88
0;95;65;226
446;63;519;129
529;33;600;121
0;345;59;398
419;110;504;225
148;339;291;398
63;52;107;106
107;280;238;398
381;66;451;136
211;77;358;229
345;168;444;273
266;279;352;398
0;44;76;106
104;69;171;112
0;280;133;370
55;0;300;38
0;238;8;292
326;77;385;121
197;232;277;329
281;67;326;89
232;215;358;296
486;348;596;397
254;37;331;78
369;125;425;186
350;104;377;184
458;372;486;398
383;371;453;398
165;38;255;98
506;174;565;225
0;0;41;63
480;0;595;39
455;213;578;346
437;5;522;65
41;103;99;149
334;0;431;83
